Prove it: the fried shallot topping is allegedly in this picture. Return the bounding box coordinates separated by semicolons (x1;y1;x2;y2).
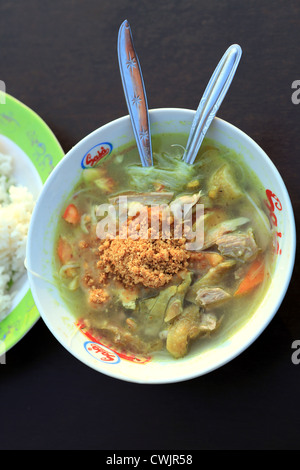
97;234;190;289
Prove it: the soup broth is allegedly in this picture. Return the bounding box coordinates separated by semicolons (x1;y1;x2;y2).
54;134;274;359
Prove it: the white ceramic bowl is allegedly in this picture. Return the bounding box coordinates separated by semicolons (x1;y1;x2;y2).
26;109;296;384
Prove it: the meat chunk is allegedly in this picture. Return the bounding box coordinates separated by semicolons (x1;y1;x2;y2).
195;287;231;308
166;305;218;359
170;190;202;220
203;216;249;249
196;259;235;285
216;228;259;261
186;260;235;304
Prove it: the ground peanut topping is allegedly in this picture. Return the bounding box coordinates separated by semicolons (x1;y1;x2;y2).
97;235;190;289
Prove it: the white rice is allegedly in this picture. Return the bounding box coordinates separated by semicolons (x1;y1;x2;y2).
0;153;35;321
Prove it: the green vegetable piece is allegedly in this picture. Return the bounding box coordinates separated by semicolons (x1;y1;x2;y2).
164;271;192;322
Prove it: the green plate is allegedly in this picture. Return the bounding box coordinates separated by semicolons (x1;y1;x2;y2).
0;93;64;354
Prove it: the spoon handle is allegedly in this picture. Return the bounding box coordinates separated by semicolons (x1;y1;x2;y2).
118;20;153;167
183;44;242;165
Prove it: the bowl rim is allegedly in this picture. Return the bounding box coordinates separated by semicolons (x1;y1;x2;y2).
27;108;297;384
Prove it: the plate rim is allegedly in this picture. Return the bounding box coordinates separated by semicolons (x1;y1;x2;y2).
0;93;64;354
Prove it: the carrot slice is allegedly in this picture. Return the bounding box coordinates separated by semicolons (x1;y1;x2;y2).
234;257;265;296
57;237;73;264
63;204;80;224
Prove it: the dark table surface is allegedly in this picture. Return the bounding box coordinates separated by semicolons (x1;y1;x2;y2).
1;0;299;451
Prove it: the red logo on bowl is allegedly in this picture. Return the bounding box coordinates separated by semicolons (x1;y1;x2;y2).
77;321;151;364
265;189;283;255
81;142;112;169
84;341;120;364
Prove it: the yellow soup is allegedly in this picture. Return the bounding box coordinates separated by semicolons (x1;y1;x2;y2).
54;134;275;359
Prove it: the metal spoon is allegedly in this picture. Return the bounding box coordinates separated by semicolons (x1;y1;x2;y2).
183;44;242;165
118;20;153;167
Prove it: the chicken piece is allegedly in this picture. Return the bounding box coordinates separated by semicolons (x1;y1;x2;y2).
166;305;218;359
198;312;219;332
203;216;250;249
170;190;202;219
216;228;259;262
171;191;202;207
207;163;243;202
186;260;235;304
195;287;231;308
196;259;236;285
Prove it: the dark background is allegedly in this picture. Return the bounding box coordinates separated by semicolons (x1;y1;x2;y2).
1;0;299;451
